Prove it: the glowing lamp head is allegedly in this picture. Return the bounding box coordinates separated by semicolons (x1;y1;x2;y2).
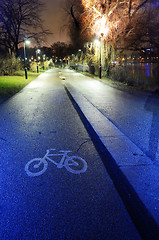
36;49;41;54
94;16;109;38
24;38;30;46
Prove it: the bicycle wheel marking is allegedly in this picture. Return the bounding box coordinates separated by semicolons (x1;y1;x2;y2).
25;158;48;177
65;156;87;174
25;149;87;177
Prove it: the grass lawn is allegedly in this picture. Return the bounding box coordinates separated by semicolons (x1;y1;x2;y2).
0;70;41;99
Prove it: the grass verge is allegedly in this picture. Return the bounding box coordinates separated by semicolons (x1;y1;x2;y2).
0;70;41;99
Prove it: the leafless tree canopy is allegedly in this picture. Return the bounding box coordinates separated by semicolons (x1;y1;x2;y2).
79;0;159;51
0;0;50;55
51;41;75;59
63;0;86;50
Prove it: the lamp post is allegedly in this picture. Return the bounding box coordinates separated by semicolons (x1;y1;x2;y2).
43;54;46;70
78;49;83;72
95;15;109;78
94;39;100;71
99;33;104;79
36;49;41;73
23;39;30;79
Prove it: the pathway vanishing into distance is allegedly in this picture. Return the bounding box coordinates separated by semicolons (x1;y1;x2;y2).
0;69;142;239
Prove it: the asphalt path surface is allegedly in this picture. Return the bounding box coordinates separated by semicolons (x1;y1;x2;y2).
64;69;159;162
0;69;140;239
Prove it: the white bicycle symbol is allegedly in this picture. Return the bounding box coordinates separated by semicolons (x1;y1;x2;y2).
25;149;87;177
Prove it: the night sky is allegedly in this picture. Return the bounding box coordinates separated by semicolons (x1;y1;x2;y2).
41;0;69;46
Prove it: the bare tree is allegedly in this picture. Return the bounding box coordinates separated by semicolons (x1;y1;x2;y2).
81;0;159;52
0;0;50;55
63;0;86;51
51;41;74;59
78;0;159;78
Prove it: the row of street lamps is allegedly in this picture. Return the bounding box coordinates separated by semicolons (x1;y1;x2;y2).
23;32;104;79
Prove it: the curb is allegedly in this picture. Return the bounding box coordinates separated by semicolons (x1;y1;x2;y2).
64;83;159;240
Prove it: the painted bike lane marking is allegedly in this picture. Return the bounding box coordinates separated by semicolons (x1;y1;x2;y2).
25;149;87;177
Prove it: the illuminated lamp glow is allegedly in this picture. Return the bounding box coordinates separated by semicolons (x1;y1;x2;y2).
94;16;109;37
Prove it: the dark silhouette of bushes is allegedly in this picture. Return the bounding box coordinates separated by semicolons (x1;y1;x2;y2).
0;55;22;76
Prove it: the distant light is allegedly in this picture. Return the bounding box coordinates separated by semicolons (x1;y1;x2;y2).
25;39;30;45
146;49;150;51
36;49;41;54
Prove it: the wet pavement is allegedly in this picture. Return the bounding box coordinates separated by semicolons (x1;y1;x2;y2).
0;69;141;239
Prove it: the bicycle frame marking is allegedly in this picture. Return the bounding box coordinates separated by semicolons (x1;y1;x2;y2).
44;149;73;168
25;149;87;177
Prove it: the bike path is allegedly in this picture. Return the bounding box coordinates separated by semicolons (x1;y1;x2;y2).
63;69;159;239
0;69;140;239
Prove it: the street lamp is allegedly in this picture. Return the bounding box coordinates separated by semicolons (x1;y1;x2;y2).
78;49;84;72
43;54;46;70
94;15;109;78
23;38;30;79
36;49;41;73
94;38;100;65
99;33;104;79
